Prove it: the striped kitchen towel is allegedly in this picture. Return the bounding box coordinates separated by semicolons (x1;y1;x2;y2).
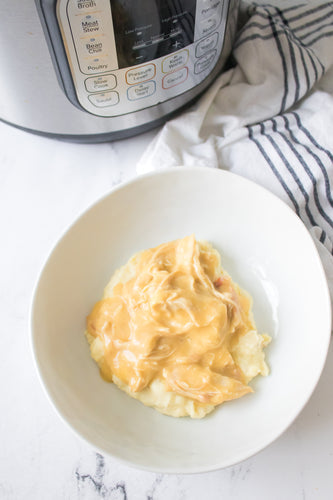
137;1;333;308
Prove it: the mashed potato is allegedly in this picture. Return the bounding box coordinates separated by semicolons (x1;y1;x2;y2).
85;235;270;418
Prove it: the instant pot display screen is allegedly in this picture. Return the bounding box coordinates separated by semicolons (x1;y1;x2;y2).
111;0;196;68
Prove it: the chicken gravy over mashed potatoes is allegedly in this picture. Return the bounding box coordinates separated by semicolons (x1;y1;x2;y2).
85;235;270;418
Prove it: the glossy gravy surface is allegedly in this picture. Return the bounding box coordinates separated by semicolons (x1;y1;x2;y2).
87;235;255;406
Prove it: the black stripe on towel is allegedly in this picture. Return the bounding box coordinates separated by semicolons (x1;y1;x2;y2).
247;124;301;217
296;14;333;37
264;9;289;113
273;6;301;104
269;2;333;47
248;122;319;227
235;30;324;85
320;229;327;244
235;9;325;103
240;10;327;39
272;116;333;229
291;111;333;162
247;124;333;255
285;114;333;208
286;2;333;24
259;120;319;226
316;227;333;256
303;30;333;46
267;5;325;102
297;42;311;93
235;29;290;48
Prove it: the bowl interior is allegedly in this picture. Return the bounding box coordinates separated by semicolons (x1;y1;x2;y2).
31;167;331;473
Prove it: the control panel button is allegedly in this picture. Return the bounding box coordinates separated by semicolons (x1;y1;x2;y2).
132;49;150;65
200;16;219;36
195;32;218;58
88;91;119;107
69;0;101;14
79;14;103;35
85;74;117;92
199;0;223;18
162;50;189;73
80;56;113;74
194;0;223;40
194;50;217;74
166;34;186;52
83;38;104;55
162;67;188;89
126;64;156;85
127;81;156;100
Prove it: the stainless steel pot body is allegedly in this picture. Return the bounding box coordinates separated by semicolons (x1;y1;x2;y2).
0;0;239;142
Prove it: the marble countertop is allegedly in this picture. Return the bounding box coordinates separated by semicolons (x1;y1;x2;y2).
0;114;332;500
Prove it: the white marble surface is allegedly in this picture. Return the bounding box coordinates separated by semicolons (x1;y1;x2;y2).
0;112;332;500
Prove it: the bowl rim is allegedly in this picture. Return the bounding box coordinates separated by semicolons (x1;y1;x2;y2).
29;166;332;474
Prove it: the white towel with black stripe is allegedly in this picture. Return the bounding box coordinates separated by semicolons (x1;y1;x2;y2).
137;1;333;307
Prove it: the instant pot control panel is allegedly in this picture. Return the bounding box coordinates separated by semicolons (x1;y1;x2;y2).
50;0;230;117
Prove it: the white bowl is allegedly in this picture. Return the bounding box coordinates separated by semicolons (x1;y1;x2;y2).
31;167;331;474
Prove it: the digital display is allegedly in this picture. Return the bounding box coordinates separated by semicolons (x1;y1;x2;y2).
111;0;196;68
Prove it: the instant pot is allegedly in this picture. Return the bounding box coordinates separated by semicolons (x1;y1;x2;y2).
1;0;239;142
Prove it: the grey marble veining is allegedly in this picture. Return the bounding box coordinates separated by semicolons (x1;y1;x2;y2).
0;116;332;500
